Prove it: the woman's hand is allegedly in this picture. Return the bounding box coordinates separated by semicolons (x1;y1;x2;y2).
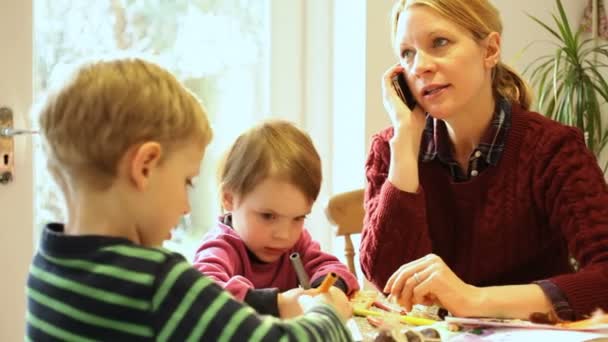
381;63;426;136
383;253;480;317
383;63;427;193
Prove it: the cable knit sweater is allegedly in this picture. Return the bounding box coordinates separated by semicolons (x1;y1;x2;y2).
360;104;608;319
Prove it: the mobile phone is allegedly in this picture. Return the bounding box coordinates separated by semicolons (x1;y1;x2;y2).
392;72;416;110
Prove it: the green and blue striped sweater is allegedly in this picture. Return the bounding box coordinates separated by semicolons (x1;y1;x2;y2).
26;224;352;341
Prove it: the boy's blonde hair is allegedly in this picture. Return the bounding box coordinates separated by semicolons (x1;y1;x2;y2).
219;120;321;204
38;58;212;190
391;0;532;109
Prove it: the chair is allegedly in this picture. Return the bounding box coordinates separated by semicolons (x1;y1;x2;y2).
325;189;365;278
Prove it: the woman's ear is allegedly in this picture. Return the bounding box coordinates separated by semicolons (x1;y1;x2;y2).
129;142;162;191
483;32;501;69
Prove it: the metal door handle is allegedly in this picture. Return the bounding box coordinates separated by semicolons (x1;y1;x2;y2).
0;127;38;137
0;106;36;185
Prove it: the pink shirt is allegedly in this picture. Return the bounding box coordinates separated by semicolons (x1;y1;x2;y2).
193;218;359;302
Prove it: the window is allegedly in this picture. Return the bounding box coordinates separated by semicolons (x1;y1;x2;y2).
33;0;269;258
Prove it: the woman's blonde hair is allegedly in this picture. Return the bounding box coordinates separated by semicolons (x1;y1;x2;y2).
219;120;321;204
391;0;532;109
38;57;212;189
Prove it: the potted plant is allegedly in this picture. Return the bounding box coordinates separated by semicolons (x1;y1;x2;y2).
524;0;608;168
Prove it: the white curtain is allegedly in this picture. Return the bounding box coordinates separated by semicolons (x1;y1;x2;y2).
33;0;269;259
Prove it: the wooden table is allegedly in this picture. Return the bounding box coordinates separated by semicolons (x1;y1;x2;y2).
347;289;608;341
349;289;446;341
350;316;608;342
351;315;379;341
350;315;449;341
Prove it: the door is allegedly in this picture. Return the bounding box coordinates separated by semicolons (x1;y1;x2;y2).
0;0;33;340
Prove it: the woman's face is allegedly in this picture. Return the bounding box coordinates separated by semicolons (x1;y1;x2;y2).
394;5;498;119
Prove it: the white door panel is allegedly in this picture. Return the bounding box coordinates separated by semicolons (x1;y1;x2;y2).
0;0;33;340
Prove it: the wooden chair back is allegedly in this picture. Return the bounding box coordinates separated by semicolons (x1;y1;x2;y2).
325;189;365;278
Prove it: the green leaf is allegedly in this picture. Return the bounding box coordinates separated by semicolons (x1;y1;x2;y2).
524;0;608;158
523;54;553;77
555;0;575;46
586;64;608;102
528;58;555;89
552;48;564;102
527;13;563;42
579;40;608;57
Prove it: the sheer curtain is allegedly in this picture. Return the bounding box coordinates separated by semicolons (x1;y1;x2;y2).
33;0;368;261
33;0;269;258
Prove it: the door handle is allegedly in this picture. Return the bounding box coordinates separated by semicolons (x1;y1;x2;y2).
0;127;39;137
0;107;38;185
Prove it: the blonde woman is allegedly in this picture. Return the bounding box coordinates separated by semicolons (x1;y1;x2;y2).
361;0;608;321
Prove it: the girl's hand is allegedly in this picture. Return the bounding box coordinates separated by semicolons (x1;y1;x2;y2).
381;63;426;136
383;254;479;317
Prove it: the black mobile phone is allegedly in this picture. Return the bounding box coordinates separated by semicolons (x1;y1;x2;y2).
392;72;416;110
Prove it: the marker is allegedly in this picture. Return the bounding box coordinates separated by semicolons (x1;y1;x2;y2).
317;272;338;293
353;307;437;326
290;252;311;289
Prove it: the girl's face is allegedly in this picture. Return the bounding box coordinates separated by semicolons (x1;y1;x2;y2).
394;5;499;119
223;178;312;263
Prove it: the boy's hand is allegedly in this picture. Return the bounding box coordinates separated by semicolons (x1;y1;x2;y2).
298;286;353;322
277;288;306;319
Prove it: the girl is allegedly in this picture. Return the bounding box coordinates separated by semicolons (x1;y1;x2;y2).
194;120;359;318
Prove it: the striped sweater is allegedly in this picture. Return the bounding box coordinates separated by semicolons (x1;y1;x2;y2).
27;223;353;341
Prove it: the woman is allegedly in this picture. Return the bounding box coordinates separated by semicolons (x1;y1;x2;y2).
360;0;608;321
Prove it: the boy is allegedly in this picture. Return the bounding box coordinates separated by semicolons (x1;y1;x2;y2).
26;57;352;341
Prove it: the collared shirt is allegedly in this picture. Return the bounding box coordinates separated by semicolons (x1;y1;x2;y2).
420;99;511;182
416;99;574;320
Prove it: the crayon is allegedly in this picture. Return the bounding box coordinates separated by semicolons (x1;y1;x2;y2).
317;272;338;293
353;307;437;326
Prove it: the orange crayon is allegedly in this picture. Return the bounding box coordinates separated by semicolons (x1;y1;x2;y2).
317;272;338;293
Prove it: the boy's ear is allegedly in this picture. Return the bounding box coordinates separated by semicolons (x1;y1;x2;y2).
483;31;501;69
221;187;235;211
130;142;162;191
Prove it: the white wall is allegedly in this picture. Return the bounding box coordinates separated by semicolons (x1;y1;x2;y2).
331;0;395;194
332;0;368;194
364;1;395;160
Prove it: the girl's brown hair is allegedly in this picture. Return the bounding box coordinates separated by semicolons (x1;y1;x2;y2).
391;0;532;109
219;120;321;204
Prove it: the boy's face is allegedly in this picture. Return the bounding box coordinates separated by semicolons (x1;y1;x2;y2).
138;142;205;247
223;178;312;263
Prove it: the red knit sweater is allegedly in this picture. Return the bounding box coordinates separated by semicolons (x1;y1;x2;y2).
360;104;608;319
